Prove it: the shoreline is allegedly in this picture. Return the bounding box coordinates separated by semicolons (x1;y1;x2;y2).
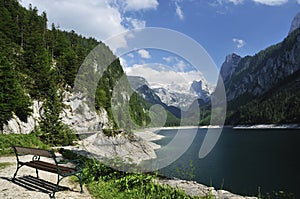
233;124;300;129
134;123;300;133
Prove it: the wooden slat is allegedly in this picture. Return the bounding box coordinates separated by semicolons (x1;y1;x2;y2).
24;161;76;175
14;146;53;158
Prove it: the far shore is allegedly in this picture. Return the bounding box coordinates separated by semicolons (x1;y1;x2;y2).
233;124;300;129
134;124;300;133
133;123;300;150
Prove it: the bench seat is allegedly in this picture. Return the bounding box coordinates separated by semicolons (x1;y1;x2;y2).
12;146;84;198
19;160;77;176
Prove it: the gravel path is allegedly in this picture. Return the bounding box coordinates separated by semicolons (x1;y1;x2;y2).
0;155;93;199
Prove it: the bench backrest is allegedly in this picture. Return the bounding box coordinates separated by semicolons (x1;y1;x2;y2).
12;146;54;158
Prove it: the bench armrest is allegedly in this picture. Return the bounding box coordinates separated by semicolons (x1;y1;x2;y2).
57;159;84;170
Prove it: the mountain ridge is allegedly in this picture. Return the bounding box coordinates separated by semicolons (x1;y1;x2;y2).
220;15;300;124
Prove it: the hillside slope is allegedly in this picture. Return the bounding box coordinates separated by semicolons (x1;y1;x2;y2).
221;25;300;124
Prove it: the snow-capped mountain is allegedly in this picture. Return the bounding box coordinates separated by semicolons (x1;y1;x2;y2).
128;76;212;110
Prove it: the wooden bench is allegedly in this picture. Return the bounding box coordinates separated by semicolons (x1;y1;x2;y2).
11;146;84;198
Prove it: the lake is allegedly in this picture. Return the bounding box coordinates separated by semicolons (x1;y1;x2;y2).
153;127;300;198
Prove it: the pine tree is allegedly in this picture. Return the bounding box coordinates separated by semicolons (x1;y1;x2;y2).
0;55;32;131
0;56;15;131
37;71;76;145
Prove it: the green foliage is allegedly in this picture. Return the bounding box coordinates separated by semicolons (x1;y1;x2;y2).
0;133;49;155
129;92;151;127
226;70;300;125
0;0;153;136
77;156;199;199
0;0;99;125
57;149;199;198
0;54;32;131
224;27;300;125
32;72;77;146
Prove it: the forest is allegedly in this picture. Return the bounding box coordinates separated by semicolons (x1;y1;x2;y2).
0;0;151;142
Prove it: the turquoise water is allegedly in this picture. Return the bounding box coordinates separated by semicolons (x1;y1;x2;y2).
154;127;300;198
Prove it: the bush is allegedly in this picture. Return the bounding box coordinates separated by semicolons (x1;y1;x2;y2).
31;123;77;146
0;133;49;155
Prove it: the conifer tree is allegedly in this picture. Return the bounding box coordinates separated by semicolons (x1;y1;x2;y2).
0;55;32;131
37;71;76;145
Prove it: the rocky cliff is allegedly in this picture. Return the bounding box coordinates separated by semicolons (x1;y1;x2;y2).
222;27;300;102
220;53;242;83
289;12;300;34
220;13;300;124
2;91;111;134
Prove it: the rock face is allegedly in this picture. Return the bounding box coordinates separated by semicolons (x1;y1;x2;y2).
157;179;257;199
289;12;300;34
220;53;242;82
61;91;112;132
189;80;210;101
3;91;158;164
80;131;158;166
127;76;149;90
136;85;163;105
2;91;112;134
3;100;42;134
221;27;300;101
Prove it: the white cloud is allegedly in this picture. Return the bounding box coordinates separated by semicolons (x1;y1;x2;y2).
175;2;184;20
175;60;187;71
138;49;151;59
162;56;191;72
298;0;300;4
124;0;159;11
212;0;289;6
20;0;127;43
124;63;206;90
163;56;173;63
127;53;134;58
252;0;288;6
228;0;244;5
211;0;243;6
126;17;146;29
19;0;156;53
233;38;246;48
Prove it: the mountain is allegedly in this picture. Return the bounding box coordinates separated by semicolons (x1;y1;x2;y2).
220;14;300;124
289;12;300;34
128;74;212;110
127;76;149;90
128;76;181;118
220;53;242;83
189;80;210;101
136;85;163;105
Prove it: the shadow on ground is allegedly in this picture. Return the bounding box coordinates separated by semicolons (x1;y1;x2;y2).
1;175;72;196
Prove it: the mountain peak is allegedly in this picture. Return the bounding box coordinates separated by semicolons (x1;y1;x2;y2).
220;53;242;82
127;76;149;90
289;12;300;34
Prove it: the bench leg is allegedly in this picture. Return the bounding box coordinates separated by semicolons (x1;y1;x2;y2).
79;173;83;193
74;173;84;193
36;168;39;179
12;163;23;181
50;175;63;198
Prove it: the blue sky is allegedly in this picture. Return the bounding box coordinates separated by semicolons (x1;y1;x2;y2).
21;0;300;85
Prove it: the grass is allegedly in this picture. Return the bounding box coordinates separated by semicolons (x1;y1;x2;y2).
0;133;49;155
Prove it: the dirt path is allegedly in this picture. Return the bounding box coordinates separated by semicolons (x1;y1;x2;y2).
0;155;93;199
